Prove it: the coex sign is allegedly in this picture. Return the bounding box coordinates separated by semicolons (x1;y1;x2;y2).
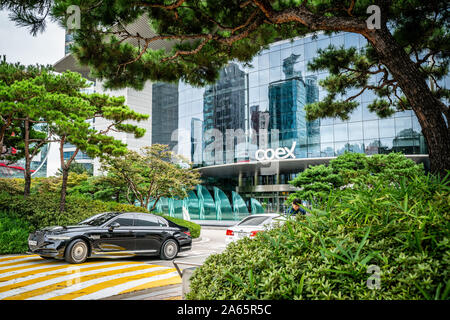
255;142;296;161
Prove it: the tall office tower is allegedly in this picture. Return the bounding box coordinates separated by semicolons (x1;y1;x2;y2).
305;75;321;157
268;54;307;157
202;63;247;165
152;82;179;151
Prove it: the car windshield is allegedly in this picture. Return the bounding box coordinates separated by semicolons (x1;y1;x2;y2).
238;216;272;226
78;212;122;226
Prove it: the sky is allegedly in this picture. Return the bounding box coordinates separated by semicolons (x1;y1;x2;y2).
0;10;65;66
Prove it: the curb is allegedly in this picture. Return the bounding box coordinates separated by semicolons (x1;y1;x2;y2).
192;237;202;243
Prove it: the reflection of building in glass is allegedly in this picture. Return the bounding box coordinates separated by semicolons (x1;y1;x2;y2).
268;54;319;158
152;82;178;151
190;117;203;165
202;63;247;165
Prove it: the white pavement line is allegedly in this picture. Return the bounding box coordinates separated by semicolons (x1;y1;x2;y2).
0;256;39;266
74;271;179;300
0;264;165;300
123;286;181;300
0;259;51;271
0;262;73;280
0;261;121;288
27;266;170;300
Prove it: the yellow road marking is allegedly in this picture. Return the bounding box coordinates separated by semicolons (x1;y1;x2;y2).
0;262;144;293
0;261;117;282
0;255;38;263
0;258;44;268
0;261;57;274
118;275;181;295
4;264;161;300
49;268;178;300
165;295;182;300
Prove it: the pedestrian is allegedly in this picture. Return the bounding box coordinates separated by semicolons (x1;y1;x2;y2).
286;198;307;217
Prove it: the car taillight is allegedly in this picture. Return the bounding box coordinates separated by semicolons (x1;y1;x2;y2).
250;230;262;237
226;229;234;236
183;231;191;236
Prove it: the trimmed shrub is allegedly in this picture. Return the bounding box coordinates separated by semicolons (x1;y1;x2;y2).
0;211;33;254
187;174;450;300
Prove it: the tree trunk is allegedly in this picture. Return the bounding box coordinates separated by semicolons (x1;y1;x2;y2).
366;27;450;175
23;118;31;197
60;167;69;212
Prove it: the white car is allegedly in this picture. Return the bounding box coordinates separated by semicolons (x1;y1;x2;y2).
225;213;287;245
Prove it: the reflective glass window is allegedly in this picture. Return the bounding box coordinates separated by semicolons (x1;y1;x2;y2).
292;44;304;57
320;143;334;156
379;138;394;154
344;33;359;49
395;117;412;136
348;140;364;153
269;67;281;82
348;122;363;140
335;142;348;155
320;125;334;143
364;138;380;155
259;54;269;69
249;72;258;87
269;50;281;67
305;41;317;61
259;69;269;85
331;35;344;47
334;123;348;142
362;103;378;120
379;118;396;138
363;120;379;139
281;47;292;61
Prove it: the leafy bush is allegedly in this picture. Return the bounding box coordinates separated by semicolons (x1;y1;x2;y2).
288;152;425;203
0;211;33;254
187;173;450;300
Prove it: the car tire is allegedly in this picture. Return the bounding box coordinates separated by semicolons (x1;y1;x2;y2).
160;239;179;260
65;239;88;264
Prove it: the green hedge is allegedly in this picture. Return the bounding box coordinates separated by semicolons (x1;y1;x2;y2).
0;211;33;255
187;174;450;300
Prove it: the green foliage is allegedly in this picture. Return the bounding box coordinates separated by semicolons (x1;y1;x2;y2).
288;152;424;203
187;173;450;300
0;210;33;254
101;144;201;209
68;173;135;204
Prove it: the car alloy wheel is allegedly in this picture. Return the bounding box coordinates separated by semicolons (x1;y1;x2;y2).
65;239;88;264
161;239;178;260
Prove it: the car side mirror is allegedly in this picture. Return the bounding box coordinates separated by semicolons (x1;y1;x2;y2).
108;222;120;231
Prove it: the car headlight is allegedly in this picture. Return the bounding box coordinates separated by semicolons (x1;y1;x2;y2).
46;235;71;240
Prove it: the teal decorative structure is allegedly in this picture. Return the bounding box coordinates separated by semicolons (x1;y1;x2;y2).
213;187;233;221
250;198;265;214
197;185;216;220
232;191;249;220
185;190;200;220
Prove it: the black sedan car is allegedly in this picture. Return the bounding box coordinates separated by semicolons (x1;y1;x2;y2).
28;212;192;264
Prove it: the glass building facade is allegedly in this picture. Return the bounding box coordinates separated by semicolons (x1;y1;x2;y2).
176;32;430;166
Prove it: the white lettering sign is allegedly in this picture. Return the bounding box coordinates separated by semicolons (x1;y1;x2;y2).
255;142;296;161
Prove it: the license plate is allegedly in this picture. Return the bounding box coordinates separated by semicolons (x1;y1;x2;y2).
28;240;37;246
237;232;248;239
